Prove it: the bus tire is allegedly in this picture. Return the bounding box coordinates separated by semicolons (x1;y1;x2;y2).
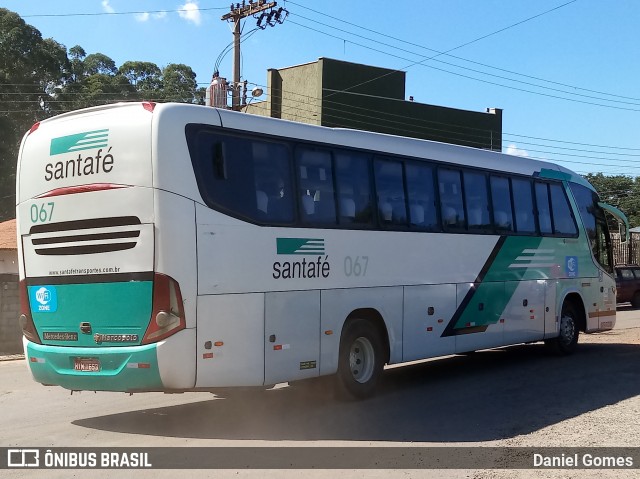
545;301;580;355
334;319;384;400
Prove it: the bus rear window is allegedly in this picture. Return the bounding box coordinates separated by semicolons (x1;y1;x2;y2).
186;126;294;224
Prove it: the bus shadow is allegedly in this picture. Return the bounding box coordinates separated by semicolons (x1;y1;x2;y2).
73;340;640;442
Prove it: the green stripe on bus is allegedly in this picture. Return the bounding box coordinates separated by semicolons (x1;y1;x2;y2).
276;237;325;255
49;129;109;156
450;235;597;332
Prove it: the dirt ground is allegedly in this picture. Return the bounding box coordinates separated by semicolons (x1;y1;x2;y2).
468;326;640;479
2;318;639;479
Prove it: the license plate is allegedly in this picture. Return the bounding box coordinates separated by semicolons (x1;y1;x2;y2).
74;358;100;372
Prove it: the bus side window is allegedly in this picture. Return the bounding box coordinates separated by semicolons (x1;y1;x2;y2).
438;168;465;231
251;141;294;223
374;158;408;228
335;151;373;226
490;176;514;233
535;182;553;234
463;171;490;231
185;128;294;225
406;163;439;231
569;183;612;272
549;183;577;236
296;148;337;225
512;178;536;234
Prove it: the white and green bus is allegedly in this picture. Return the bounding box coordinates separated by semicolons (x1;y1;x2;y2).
16;102;627;399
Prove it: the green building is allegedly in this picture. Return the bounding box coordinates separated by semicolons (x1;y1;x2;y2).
245;57;502;151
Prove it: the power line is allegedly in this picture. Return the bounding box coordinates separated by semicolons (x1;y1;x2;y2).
25;1;626;112
215;27;260;73
287;1;638;104
237;84;640;172
4;80;640;160
504;132;640;152
289;12;640;108
3;94;640;174
314;1;580;100
242;85;640;164
286;18;640;112
20;0;634;106
438;0;579;56
20;6;227;19
6;81;640;157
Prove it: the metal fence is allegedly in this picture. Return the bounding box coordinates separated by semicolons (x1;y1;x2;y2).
612;232;640;265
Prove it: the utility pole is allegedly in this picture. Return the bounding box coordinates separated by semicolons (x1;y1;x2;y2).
221;1;288;110
222;1;276;110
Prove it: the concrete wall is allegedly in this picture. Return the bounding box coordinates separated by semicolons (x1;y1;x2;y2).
319;58;501;151
321;92;503;151
0;274;22;354
0;249;18;274
321;57;405;100
244;100;269;117
268;62;322;125
251;57;502;151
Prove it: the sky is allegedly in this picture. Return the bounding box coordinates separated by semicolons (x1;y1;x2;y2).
4;0;640;177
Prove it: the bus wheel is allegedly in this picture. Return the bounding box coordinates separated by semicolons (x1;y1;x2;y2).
546;301;579;355
335;319;384;400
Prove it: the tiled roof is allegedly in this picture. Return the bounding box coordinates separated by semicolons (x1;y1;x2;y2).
0;219;17;250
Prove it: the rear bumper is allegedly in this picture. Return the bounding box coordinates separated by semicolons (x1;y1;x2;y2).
24;338;163;392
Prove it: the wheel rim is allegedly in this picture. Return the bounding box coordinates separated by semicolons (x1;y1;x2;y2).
559;313;576;346
349;336;375;384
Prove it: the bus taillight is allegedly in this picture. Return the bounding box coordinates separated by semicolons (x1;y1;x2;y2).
19;280;41;344
141;273;186;344
142;102;156;113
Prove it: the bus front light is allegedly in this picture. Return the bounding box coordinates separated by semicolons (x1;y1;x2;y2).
141;273;186;344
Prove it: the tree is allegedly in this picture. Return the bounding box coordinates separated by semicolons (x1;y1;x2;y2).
0;8;69;220
68;45;87;81
0;9;206;221
78;73;138;106
119;61;162;99
83;53;117;76
55;50;140;110
584;173;640;228
161;63;197;103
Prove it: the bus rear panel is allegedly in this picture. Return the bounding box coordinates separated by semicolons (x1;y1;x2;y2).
17;103;194;392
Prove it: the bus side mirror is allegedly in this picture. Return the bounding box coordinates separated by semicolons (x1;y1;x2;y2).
620;221;628;244
599;201;629;243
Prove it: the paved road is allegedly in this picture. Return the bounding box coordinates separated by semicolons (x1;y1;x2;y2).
1;307;640;479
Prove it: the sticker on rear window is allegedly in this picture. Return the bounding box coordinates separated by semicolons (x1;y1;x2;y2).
30;286;58;313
